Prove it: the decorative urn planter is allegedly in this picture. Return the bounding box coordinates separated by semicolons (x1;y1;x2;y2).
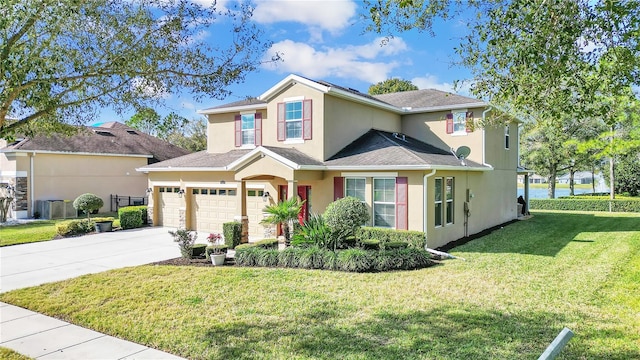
94;221;113;233
210;253;226;266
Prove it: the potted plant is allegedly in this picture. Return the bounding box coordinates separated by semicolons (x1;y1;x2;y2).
207;233;227;265
92;217;115;233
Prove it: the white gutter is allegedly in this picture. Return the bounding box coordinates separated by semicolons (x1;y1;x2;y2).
197;103;266;115
422;169;437;248
482;107;494;168
5;149;152;158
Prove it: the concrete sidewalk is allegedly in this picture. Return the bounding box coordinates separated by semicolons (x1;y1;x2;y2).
0;227;187;359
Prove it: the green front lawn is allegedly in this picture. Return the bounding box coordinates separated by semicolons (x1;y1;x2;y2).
0;220;58;246
1;211;639;359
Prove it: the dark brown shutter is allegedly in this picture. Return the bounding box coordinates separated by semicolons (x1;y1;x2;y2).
255;113;262;146
303;99;312;140
277;102;285;141
234;114;241;147
446;113;453;134
333;177;344;201
396;177;408;230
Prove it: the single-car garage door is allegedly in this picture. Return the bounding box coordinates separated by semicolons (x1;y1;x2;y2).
158;187;181;228
190;188;237;233
246;189;266;239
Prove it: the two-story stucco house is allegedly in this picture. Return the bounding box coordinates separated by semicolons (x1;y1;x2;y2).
138;74;519;249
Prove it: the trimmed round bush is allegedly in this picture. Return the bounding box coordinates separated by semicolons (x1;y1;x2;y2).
73;193;103;219
323;196;369;241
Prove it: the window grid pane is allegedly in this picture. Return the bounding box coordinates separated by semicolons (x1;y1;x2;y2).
285;101;302;120
446;177;454;224
453;112;466;132
373;178;395;228
435;177;443;227
346;178;366;201
286;121;302;139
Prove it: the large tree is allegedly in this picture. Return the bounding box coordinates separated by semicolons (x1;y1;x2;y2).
364;0;640;198
166;117;208;152
368;78;418;95
0;0;274;138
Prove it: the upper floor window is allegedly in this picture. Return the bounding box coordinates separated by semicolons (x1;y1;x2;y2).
285;101;303;139
504;125;510;149
241;114;255;145
278;99;312;141
446;111;474;135
235;112;262;147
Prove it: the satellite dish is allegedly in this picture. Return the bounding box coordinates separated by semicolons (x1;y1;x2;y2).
455;146;471;159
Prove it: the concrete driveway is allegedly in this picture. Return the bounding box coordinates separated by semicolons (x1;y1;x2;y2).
1;226;180;293
0;226;187;359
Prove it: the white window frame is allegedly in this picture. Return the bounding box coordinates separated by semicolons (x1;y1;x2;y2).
241;113;255;146
285;100;303;140
434;177;443;227
504;125;510;150
373;178;395;228
453;111;467;135
445;177;454;225
345;178;366;202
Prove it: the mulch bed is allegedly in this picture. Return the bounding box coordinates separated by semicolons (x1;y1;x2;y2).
152;257;233;267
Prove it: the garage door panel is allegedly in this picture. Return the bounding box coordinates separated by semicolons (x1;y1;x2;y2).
190;190;237;234
158;191;180;228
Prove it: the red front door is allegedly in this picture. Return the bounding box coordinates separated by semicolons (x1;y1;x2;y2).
297;185;310;224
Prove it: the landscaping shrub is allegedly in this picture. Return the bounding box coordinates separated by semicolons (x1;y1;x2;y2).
223;221;242;249
254;238;279;249
360;239;380;250
73;193;103;220
336;248;371;272
256;249;280;267
278;247;302;268
168;229;197;259
530;198;640;212
91;217;115;223
56;219;93;236
323;196;369;244
357;227;426;249
297;246;328;269
291;213;333;249
118;206;144;229
235;243;255;250
234;246;262;266
191;244;207;257
383;241;409;250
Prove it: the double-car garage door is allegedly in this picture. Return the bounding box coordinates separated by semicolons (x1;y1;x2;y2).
157;186;265;238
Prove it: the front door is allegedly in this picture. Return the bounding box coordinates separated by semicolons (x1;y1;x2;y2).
297;185;310;224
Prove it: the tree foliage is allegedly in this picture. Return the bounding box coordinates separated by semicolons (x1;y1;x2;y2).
260;198;303;247
166;117;208;152
368;78;418;95
73;193;104;220
0;0;274;138
126;107;188;140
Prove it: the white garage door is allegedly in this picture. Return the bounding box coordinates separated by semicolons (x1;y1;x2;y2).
246;189;266;239
190;188;237;234
158;187;181;228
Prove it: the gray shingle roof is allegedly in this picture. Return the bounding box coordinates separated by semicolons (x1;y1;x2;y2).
372;89;484;109
141;149;252;169
325;129;485;168
263;146;324;166
2;123;190;163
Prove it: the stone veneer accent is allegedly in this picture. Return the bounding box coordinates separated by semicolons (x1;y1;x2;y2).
13;177;28;212
178;208;186;229
146;205;154;226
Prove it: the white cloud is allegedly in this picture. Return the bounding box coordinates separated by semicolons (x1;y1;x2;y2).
262;37;409;83
253;0;356;35
411;74;471;95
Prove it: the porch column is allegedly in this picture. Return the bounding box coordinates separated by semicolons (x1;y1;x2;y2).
286;180;298;201
234;180;249;243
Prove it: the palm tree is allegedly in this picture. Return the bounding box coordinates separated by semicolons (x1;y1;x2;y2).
260;197;303;247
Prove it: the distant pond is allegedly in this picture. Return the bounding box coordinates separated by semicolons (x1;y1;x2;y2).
517;187;609;199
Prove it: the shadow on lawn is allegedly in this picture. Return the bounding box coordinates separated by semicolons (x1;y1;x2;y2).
449;211;640;257
197;304;638;360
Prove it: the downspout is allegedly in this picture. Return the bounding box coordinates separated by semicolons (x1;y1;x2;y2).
422;169;436;249
482;107;493;168
30;152;35;217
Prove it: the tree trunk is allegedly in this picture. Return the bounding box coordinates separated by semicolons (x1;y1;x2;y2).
569;168;575;196
609;125;615;200
547;168;557;199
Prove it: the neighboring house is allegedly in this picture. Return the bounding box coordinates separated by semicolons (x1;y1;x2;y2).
138;74;519;249
0;122;190;219
557;171;597;184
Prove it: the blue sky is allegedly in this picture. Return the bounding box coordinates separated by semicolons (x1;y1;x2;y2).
99;0;474;124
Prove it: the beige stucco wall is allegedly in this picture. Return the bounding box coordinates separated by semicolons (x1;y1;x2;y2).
401;107;486;164
4;152;150;216
323;96;401;160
